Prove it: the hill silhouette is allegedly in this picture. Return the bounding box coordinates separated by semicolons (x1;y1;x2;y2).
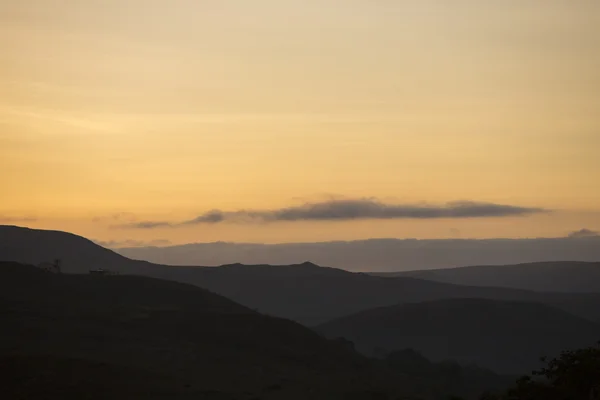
0;225;149;273
116;236;600;271
0;261;421;399
3;225;600;326
376;261;600;293
315;298;600;374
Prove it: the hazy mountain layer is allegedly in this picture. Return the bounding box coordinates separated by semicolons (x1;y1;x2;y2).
374;261;600;292
116;236;600;271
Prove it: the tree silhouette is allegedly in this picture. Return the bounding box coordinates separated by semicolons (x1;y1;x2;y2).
53;259;62;274
481;342;600;400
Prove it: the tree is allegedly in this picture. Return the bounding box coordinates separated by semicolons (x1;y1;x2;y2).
487;342;600;400
53;259;62;274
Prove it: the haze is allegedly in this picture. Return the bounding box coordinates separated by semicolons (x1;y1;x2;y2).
2;1;599;246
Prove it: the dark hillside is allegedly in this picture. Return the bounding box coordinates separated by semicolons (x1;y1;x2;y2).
0;261;419;399
316;298;600;374
0;225;145;273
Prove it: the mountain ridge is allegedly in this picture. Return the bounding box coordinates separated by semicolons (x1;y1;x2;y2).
3;225;600;327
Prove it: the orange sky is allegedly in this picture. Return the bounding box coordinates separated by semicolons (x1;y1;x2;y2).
1;1;599;245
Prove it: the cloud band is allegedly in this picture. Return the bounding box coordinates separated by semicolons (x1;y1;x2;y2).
113;199;546;229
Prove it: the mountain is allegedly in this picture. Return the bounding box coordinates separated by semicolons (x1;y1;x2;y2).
3;225;600;326
0;261;419;400
374;261;600;293
116;236;600;271
315;298;600;374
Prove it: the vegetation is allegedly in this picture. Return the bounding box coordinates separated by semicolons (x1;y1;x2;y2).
448;343;600;400
383;349;514;399
500;343;600;400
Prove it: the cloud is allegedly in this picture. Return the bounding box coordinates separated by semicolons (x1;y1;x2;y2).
0;215;37;223
94;239;172;248
184;210;226;224
568;228;599;238
92;212;137;223
115;198;546;229
114;221;172;229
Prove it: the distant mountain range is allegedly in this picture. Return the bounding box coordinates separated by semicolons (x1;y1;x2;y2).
316;298;600;374
2;225;600;326
374;261;600;293
115;235;600;271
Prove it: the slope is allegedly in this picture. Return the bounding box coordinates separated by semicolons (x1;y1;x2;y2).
0;225;149;273
0;261;418;400
315;298;600;374
377;261;600;293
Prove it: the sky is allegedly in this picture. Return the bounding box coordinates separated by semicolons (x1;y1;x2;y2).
1;1;599;246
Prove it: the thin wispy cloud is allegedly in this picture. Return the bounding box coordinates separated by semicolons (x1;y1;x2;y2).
114;199;546;229
0;216;37;223
92;212;137;223
117;221;173;229
94;239;172;248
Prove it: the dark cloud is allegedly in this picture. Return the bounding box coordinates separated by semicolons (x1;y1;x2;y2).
568;228;599;238
257;200;544;221
116;199;545;229
184;210;226;224
94;239;172;248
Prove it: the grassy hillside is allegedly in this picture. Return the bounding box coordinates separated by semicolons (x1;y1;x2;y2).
377;261;600;293
315;298;600;374
0;261;421;400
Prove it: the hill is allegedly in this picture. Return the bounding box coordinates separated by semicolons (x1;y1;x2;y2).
0;225;149;274
115;236;600;271
0;261;419;400
3;225;600;326
315;298;600;374
375;261;600;293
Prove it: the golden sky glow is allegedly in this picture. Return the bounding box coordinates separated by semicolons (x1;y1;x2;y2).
1;1;599;244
